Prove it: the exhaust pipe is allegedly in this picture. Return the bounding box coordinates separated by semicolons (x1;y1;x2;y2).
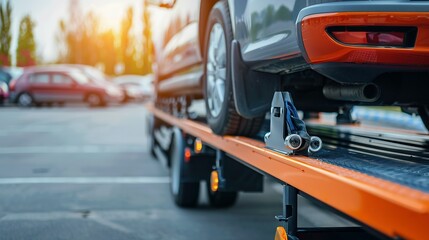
323;83;380;102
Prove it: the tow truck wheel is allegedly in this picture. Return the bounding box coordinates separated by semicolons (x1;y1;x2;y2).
206;181;238;208
203;2;263;136
169;128;200;208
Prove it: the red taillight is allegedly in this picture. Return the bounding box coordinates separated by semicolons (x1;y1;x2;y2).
331;31;405;46
327;27;416;48
9;79;17;91
366;32;405;46
330;31;367;45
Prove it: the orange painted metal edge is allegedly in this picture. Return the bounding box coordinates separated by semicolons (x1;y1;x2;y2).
301;12;429;66
147;104;429;240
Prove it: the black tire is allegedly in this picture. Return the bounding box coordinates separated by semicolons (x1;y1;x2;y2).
203;2;263;136
170;129;199;208
17;92;34;107
418;106;429;130
86;93;104;107
206;181;238;208
147;114;157;159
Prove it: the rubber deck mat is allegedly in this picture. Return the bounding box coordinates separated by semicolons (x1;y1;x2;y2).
257;121;429;193
314;147;429;193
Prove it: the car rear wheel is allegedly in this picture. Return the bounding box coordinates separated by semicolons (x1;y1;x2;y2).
203;2;263;136
18;93;34;107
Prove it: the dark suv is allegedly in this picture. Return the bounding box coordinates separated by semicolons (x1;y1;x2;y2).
149;0;429;135
10;66;123;107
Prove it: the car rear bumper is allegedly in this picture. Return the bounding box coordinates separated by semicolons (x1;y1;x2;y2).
297;2;429;82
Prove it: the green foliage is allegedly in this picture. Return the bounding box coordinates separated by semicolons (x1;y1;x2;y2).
16;15;37;67
0;1;12;66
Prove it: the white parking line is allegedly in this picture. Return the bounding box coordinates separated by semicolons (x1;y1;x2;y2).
0;145;147;154
0;176;170;184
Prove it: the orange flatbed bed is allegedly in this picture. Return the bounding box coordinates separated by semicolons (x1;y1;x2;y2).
147;103;429;240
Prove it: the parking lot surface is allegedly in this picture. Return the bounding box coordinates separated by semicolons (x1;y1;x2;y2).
0;104;350;239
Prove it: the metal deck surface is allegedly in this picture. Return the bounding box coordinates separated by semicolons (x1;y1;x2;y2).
314;148;429;193
305;124;429;193
148;104;429;239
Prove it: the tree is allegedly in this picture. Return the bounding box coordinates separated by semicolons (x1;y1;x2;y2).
16;15;37;67
55;19;68;63
120;6;138;74
141;0;153;74
0;1;12;66
69;0;84;63
99;30;117;75
55;0;144;75
81;11;100;66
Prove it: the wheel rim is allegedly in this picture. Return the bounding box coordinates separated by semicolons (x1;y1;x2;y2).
19;93;32;106
88;95;100;106
206;23;227;118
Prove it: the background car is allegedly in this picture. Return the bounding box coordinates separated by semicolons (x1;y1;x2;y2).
9;66;123;107
148;0;429;135
0;67;23;105
55;64;125;102
113;74;154;102
0;81;8;105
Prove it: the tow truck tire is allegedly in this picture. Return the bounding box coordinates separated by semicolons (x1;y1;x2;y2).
170;128;200;208
203;2;263;136
206;181;238;208
147;115;157;158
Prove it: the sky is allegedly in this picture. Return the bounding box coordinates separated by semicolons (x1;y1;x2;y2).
9;0;144;65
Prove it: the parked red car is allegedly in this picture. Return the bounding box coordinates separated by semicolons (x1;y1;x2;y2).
9;66;123;107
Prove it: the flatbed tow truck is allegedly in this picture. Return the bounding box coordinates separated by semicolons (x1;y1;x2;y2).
146;92;429;240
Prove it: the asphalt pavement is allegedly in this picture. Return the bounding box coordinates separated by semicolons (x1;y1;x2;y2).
0;104;352;240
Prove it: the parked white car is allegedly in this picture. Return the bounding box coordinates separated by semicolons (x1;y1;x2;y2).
113;74;154;102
